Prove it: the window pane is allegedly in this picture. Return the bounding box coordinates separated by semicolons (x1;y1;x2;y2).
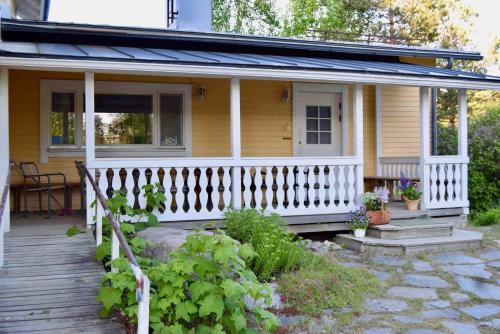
319;106;331;118
306;132;318;144
320;132;331;144
51;92;75;145
306;118;318;131
94;94;153;145
160;94;183;146
320;119;331;131
306;106;318;118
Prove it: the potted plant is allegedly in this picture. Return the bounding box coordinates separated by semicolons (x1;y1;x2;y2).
361;186;391;226
348;208;371;238
400;173;422;211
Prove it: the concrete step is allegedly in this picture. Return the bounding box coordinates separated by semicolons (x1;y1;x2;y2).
367;222;455;239
336;229;482;256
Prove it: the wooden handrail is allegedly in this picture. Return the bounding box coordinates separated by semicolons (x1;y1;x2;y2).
0;162;14;226
79;162;150;334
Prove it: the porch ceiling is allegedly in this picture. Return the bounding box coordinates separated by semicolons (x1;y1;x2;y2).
0;41;499;90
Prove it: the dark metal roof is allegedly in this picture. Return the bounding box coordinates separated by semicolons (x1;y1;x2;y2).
1;40;499;84
0;19;483;61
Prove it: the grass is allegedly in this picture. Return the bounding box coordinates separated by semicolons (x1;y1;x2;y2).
277;253;383;316
470;208;500;227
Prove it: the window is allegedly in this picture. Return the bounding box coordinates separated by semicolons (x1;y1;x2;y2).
40;81;192;162
306;105;332;144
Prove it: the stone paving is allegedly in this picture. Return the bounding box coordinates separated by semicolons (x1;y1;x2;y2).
280;240;500;333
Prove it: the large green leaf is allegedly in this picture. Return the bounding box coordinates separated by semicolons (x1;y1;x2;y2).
199;294;224;320
96;286;121;310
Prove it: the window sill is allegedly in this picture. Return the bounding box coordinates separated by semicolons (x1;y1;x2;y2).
47;147;189;158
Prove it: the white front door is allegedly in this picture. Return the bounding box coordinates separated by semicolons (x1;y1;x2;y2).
295;90;342;156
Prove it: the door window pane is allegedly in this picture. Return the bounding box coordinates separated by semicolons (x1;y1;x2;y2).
307;132;318;144
51;92;75;145
160;94;183;146
306;106;318;118
319;119;331;131
94;94;153;145
305;105;333;145
319;106;331;118
306;118;318;131
320;132;331;144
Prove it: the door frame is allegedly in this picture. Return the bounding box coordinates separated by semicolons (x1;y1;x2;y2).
292;82;350;157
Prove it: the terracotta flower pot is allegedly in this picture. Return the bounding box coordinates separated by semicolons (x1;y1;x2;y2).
353;229;366;238
368;210;390;226
404;197;421;211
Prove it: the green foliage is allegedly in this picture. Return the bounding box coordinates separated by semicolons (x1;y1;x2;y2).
99;231;279;333
360;192;380;211
223;209;305;281
471;208;500;227
278;254;382;316
402;185;422;201
66;226;84;237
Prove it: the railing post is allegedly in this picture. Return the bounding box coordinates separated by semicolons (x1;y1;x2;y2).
111;227;119;272
85;72;95;228
419;87;431;209
375;85;382;176
353;84;364;204
230;78;242;209
137;276;150;334
458;89;469;212
0;68;9;233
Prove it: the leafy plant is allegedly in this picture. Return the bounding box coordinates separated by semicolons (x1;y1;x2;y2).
360;192;380;211
347;208;371;230
399;173;422;200
66;226;84;237
471;208;500;226
223;209;305;281
98;231;279;333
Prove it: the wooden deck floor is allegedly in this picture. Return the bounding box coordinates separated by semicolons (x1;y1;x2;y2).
0;214;124;333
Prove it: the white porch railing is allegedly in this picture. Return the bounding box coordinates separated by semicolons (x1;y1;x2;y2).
378;156;469;210
89;157;363;222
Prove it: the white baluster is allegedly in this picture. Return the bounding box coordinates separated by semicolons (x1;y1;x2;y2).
124;168;135;211
264;167;273;210
328;165;336;208
455;164;462;204
317;166;327;209
347;165;356;208
241;167;251;208
430;164;438;205
254;167;263;210
337;166;346;207
295;166;305;209
275;166;285;212
137;168;148;211
438;164;446;204
445;164;454;204
163;168;173;215
198;167;208;214
187;167;197;213
222;167;232;210
174;168;183;213
206;167;216;212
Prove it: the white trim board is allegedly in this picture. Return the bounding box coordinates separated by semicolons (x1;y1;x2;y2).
1;57;499;90
39;79;192;163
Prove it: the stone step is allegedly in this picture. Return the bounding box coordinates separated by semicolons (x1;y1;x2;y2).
367;222;455;239
336;229;482;256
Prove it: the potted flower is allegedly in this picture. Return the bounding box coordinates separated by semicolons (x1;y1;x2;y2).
361;186;391;226
400;173;422;211
348;208;371;238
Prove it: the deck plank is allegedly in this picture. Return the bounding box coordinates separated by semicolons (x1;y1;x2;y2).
0;215;124;333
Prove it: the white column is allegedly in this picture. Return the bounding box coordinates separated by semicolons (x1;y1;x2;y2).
230;78;242;209
458;89;469;211
353;84;364;201
419;87;431;209
375;85;382;176
85;72;95;227
0;68;9;233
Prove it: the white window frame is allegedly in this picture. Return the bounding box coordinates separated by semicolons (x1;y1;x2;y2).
40;80;192;163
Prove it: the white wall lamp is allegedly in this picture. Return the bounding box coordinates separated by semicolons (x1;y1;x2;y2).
281;87;290;103
198;84;206;101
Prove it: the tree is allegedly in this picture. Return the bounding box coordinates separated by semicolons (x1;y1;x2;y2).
211;0;282;35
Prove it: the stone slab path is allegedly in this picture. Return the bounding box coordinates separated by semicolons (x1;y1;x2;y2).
280;234;500;334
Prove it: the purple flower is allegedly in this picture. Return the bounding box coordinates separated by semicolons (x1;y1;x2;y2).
374;186;390;204
400;172;409;192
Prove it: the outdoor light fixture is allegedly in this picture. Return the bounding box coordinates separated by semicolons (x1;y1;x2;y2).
281;87;290;103
198;84;206;101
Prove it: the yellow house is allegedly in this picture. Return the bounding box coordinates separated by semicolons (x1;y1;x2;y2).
0;6;499;234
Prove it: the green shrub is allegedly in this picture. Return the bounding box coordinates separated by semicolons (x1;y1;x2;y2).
471;208;500;226
278;254;382;316
98;231;279;333
223;209;305;280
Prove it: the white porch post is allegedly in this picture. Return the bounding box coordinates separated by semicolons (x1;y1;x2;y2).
230;78;242;209
375;85;382;176
85;72;96;227
0;68;9;234
419;87;431;210
458;89;469;213
353;84;364;202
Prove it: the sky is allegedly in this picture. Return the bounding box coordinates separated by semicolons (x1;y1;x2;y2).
48;0;499;74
